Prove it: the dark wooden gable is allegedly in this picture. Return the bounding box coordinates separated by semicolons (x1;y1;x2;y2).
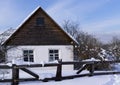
4;7;77;45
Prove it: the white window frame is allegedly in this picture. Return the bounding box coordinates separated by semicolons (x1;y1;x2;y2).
49;49;59;62
23;50;34;62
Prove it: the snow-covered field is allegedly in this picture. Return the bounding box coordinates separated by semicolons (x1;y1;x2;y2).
19;75;111;85
0;69;120;85
1;64;120;85
1;74;120;85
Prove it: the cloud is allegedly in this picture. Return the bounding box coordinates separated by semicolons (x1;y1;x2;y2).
46;0;73;14
68;0;108;15
46;0;75;24
82;16;120;33
46;0;111;26
45;0;118;43
95;32;120;44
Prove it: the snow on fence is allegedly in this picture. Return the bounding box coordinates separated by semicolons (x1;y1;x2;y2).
1;60;120;85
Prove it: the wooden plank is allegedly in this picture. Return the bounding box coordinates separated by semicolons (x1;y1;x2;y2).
0;79;11;82
0;65;11;69
62;61;95;65
18;78;39;82
20;68;39;79
94;71;120;76
18;64;42;68
17;63;58;68
76;64;87;74
44;63;59;67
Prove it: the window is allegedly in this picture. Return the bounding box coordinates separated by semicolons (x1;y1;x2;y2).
36;17;44;26
23;50;34;62
49;49;59;61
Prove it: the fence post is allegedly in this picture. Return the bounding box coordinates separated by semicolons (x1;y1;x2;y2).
12;64;19;85
89;62;94;76
55;59;62;81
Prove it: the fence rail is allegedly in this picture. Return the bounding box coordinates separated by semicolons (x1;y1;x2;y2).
0;60;120;85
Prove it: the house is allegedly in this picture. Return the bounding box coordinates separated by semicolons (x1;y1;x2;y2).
3;7;78;69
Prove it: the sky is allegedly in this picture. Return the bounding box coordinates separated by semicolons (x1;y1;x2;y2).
0;0;120;43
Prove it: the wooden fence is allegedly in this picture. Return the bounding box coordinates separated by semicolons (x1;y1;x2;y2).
0;60;120;85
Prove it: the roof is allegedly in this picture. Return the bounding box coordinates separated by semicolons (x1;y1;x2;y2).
3;6;78;45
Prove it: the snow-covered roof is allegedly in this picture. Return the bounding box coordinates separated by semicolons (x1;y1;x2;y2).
3;6;79;45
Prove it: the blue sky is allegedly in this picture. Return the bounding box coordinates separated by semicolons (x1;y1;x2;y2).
0;0;120;42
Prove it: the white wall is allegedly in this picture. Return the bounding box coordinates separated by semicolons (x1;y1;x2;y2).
7;45;74;70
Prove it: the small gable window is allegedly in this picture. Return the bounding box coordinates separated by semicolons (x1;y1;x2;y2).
36;17;44;26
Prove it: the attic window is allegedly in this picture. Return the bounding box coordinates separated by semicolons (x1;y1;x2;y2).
36;17;44;26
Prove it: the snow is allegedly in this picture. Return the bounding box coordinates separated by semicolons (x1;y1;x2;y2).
0;75;111;85
1;63;120;85
98;48;116;61
0;70;120;85
83;57;100;61
104;75;120;85
19;75;111;85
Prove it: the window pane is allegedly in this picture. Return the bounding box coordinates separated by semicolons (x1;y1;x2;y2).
55;54;58;57
24;55;28;57
29;54;33;56
54;50;58;53
50;54;53;57
30;58;34;62
24;50;28;54
24;57;28;61
36;17;44;25
55;57;59;60
49;50;53;53
29;50;33;53
49;56;54;61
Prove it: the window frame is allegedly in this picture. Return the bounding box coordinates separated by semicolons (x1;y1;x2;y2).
49;49;59;62
36;17;45;26
23;50;34;62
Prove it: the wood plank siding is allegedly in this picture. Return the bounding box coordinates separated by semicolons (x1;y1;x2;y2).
4;7;76;45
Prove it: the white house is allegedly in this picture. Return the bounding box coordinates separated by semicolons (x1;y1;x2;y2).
3;7;78;69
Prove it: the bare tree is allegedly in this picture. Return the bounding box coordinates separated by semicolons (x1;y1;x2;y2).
0;36;6;62
0;28;16;63
76;32;102;60
63;20;80;38
62;20;102;60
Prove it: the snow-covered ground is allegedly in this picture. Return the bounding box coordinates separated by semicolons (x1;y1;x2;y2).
0;74;119;85
19;75;111;85
1;64;120;85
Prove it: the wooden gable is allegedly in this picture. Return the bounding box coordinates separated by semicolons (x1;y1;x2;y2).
4;7;77;45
